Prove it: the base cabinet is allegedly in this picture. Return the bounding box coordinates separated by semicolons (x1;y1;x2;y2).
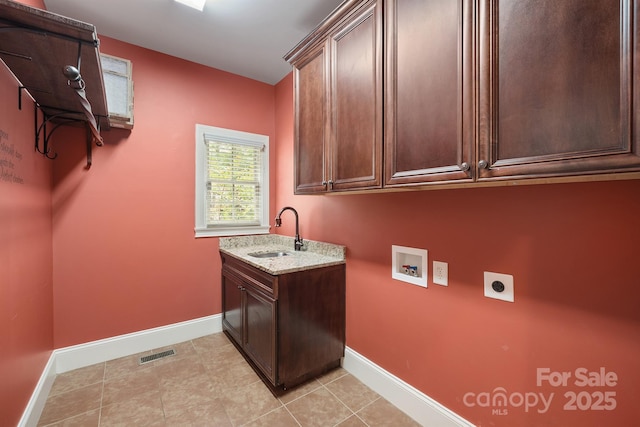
221;253;345;391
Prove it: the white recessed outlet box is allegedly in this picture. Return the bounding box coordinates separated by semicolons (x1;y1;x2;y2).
484;271;514;302
433;261;448;286
392;245;427;287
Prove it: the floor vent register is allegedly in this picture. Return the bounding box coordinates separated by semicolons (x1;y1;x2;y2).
139;349;176;365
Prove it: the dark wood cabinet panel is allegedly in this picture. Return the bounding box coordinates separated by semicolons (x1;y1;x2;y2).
243;287;276;384
477;0;640;179
277;266;346;382
221;273;242;345
221;253;345;393
330;0;382;190
385;0;474;186
294;44;329;193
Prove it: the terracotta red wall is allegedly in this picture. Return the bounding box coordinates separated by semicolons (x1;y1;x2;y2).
0;0;53;423
274;74;640;426
51;36;276;348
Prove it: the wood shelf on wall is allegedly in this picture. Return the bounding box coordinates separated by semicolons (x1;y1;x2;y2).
0;0;109;167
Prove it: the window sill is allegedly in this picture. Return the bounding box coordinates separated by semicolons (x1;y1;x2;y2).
195;225;270;238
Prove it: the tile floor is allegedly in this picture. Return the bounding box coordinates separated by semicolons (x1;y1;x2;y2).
37;332;421;426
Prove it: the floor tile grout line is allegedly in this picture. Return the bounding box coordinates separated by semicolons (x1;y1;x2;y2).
277;380;323;406
281;402;304;427
238;401;292;427
98;361;106;426
351;396;383;427
321;382;359;426
156;358;170;423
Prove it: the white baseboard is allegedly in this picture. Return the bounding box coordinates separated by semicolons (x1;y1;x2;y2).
343;347;475;427
54;314;222;373
18;314;222;427
18;353;57;427
19;315;471;427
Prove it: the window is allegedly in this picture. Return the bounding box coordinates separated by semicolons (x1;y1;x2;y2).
195;124;270;237
100;53;134;129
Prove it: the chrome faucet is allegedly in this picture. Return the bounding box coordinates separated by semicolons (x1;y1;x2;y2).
275;206;303;251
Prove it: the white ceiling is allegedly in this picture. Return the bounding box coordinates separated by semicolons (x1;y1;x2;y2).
43;0;344;85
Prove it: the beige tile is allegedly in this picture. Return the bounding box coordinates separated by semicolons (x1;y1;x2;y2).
356;398;421;427
218;380;282;426
154;354;208;386
152;340;197;365
242;406;300;427
192;332;233;355
102;367;160;406
49;364;105;396
204;355;261;392
164;398;232;427
336;415;369;427
285;387;353;427
38;333;415;427
199;341;246;370
159;372;218;418
38;383;102;426
316;367;349;385
38;409;100;427
278;378;322;404
104;350;154;380
325;374;380;412
99;393;165;427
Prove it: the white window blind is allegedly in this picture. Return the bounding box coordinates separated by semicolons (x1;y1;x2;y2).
195;125;269;238
204;134;264;226
100;53;134;129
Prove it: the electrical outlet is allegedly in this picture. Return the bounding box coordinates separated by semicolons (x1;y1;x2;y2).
433;261;448;286
483;271;514;302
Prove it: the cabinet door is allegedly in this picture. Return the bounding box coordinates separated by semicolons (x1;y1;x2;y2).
293;42;330;194
221;270;243;345
329;0;382;191
385;0;474;186
243;286;277;384
478;0;640;180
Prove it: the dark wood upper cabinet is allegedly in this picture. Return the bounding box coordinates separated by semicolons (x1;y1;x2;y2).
293;43;330;193
330;0;382;191
287;0;382;193
477;0;640;180
384;0;474;186
287;0;640;193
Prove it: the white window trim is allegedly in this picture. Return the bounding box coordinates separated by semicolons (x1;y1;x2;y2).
195;124;270;238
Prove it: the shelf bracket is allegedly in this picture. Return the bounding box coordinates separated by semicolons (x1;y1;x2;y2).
18;85;26;110
34;103;97;168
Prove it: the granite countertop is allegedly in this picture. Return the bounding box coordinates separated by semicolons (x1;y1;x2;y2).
219;234;346;275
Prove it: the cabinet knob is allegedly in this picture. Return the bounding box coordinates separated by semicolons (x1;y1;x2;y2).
478;160;489;169
322;181;327;187
460;162;470;172
328;179;334;189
